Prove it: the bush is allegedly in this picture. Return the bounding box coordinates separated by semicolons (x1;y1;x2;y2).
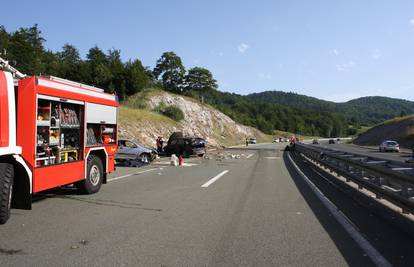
153;102;184;121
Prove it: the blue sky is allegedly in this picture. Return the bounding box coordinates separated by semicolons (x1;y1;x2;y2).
3;0;414;102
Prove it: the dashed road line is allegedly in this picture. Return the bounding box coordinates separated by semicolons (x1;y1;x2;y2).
108;168;158;183
201;170;229;188
287;153;391;267
264;156;280;160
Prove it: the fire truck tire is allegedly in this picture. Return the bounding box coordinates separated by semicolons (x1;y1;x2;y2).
78;155;103;194
0;163;14;224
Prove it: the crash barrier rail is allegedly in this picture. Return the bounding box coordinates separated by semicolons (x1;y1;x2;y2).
291;143;414;214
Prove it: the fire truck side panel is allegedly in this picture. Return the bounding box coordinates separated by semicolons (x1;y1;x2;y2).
0;71;10;147
106;145;117;172
17;77;37;171
85;145;117;174
33;161;85;193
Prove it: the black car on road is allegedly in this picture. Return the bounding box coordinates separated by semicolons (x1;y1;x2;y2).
164;135;206;157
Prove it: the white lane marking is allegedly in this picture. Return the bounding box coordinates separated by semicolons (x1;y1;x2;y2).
201;170;229;188
108;168;157;183
287;153;391;267
246;153;254;159
152;161;198;167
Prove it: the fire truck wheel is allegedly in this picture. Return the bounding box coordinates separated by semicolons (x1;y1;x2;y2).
78;156;103;194
0;163;14;224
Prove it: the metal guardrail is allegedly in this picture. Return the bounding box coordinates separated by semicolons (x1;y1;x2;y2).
291;143;414;214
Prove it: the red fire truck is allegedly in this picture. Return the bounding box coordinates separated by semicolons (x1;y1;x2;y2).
0;58;118;224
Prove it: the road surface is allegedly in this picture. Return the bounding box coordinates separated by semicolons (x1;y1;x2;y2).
0;143;413;266
310;140;413;163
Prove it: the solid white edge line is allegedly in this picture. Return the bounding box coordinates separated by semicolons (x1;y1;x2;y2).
287;153;391;267
108;168;157;183
246;153;254;159
201;170;229;188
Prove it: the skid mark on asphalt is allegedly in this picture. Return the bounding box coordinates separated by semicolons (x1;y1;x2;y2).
0;248;26;255
39;195;163;212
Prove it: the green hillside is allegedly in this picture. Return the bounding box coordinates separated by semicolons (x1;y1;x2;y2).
248;91;414;125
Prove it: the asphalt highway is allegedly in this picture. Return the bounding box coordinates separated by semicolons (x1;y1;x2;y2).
0;143;413;266
310;140;413;163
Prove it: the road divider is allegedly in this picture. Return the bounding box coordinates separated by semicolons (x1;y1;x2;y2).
287;153;391;267
201;170;229;188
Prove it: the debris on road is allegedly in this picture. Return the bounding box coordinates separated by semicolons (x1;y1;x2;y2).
170;154;179;166
209;151;251;161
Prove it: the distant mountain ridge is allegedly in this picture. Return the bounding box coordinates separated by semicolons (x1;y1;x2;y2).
247;91;414;125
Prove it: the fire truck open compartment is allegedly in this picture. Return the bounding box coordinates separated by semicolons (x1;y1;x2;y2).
16;76;119;193
36;97;84;167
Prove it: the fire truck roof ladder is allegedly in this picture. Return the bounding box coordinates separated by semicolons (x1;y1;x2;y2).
45;76;105;93
0;56;26;79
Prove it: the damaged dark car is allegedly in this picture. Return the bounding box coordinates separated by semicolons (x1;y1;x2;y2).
164;133;206;157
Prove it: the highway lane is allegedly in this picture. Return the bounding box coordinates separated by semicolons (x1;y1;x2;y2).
310;141;413;163
0;143;412;266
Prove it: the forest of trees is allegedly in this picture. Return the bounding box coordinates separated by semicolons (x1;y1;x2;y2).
0;24;354;137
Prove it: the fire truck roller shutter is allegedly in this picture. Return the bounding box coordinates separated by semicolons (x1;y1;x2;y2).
85;103;117;124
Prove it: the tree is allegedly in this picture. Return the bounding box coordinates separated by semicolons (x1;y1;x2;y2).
124;59;149;96
107;49;126;97
0;26;10;55
57;44;83;81
7;24;45;75
86;46;112;88
185;67;217;91
153;51;185;92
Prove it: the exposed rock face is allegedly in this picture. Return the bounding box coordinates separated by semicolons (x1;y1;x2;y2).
119;91;266;148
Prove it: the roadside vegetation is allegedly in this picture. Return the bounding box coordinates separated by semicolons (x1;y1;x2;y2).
1;24;413;138
153;102;185;122
353;115;414;148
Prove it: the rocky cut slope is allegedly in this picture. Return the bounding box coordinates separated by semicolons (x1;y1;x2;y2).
119;90;268;148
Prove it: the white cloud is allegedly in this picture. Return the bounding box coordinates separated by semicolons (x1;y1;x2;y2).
218;52;224;57
331;49;339;56
410;18;414;25
336;61;356;72
238;43;250;53
258;73;272;80
371;49;381;60
193;58;200;64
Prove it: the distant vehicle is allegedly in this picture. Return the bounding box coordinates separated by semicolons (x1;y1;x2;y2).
116;139;157;163
272;138;279;143
164;135;206;157
329;139;335;144
248;137;257;144
312;139;319;145
336;138;341;141
379;140;400;152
